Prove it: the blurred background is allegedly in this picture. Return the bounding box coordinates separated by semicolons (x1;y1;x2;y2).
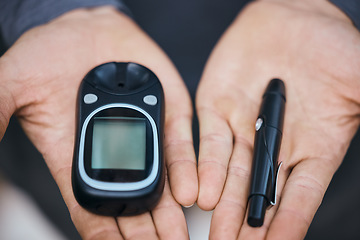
0;0;359;239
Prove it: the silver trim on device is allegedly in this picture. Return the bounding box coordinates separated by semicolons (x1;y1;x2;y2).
78;103;159;191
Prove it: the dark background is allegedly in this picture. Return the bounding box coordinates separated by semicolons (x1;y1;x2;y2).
0;0;359;239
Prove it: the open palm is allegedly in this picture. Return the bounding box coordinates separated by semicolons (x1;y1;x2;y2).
196;1;360;239
0;7;197;240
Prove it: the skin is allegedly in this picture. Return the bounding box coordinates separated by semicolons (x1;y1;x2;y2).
0;7;198;240
196;0;360;239
0;1;359;239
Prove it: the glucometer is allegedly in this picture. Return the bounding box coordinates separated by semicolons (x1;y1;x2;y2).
72;62;165;216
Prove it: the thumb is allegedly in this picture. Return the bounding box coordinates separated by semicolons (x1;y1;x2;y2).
0;58;17;140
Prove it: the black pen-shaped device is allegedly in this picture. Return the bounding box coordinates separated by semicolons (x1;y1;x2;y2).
247;79;286;227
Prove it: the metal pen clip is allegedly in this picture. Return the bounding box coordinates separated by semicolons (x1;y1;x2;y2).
270;161;282;206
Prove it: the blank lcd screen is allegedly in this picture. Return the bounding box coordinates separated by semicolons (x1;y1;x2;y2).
91;117;146;170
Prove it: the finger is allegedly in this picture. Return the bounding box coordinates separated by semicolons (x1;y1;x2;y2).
266;157;337;240
197;107;233;210
165;110;198;207
54;165;123;240
209;137;253;239
152;175;189;239
118;213;158;240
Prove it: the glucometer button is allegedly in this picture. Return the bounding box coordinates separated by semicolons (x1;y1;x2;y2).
84;94;98;104
143;95;157;106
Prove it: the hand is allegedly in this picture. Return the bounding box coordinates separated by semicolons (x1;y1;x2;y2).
196;0;360;239
0;7;197;239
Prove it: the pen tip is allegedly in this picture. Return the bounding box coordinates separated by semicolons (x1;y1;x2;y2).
247;195;268;227
247;217;264;228
264;79;286;101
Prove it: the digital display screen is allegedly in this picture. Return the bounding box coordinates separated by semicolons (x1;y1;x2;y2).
91;117;146;170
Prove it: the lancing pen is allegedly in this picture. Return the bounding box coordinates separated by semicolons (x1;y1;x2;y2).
247;78;286;227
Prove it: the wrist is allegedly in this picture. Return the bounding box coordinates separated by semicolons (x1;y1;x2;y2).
255;0;352;23
47;6;140;57
50;6;124;24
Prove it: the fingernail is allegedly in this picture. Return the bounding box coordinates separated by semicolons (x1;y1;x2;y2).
183;203;194;208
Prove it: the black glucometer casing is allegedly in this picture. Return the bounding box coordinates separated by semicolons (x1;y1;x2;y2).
72;62;165;216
